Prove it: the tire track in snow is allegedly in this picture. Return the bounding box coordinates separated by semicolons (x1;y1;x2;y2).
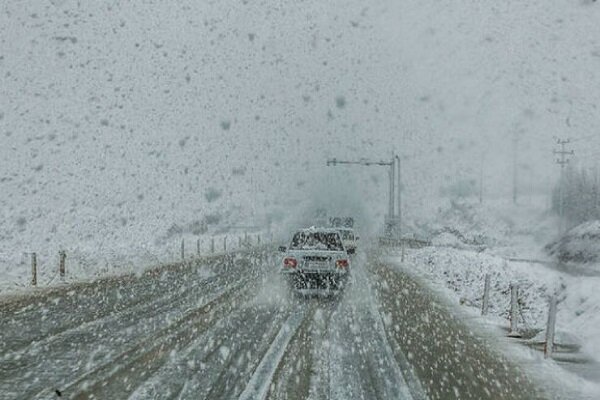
381;330;428;400
127;301;289;400
0;260;255;399
372;262;548;400
263;295;342;400
326;266;415;400
0;267;229;369
31;271;260;400
238;303;309;400
0;257;232;357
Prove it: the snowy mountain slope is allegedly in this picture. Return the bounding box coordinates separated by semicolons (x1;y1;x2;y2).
546;220;600;264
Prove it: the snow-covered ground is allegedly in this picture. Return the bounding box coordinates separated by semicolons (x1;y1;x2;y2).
1;248;556;399
0;231;266;295
398;247;600;361
392;196;600;389
546;220;600;264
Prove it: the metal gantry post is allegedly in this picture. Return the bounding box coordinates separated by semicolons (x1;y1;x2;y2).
396;154;402;239
513;133;518;204
389;156;395;222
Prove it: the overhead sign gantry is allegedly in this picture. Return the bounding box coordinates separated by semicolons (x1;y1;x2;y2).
326;155;401;238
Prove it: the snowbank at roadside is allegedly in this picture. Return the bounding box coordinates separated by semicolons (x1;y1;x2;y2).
0;231;269;296
391;245;600;364
545;221;600;271
385;246;600;399
390;196;600;379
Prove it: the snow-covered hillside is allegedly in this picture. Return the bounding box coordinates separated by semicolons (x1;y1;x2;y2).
2;0;600;287
546;220;600;263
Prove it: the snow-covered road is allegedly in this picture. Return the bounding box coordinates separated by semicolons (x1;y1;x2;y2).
0;249;552;400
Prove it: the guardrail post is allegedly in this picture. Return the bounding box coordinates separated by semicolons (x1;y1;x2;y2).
59;250;66;279
31;252;37;286
544;296;558;359
508;283;521;337
401;241;405;262
481;274;490;315
211;237;215;254
181;239;185;260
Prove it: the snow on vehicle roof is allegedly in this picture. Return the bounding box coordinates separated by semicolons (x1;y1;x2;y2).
296;226;342;233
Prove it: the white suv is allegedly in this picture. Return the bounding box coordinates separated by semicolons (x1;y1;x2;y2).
279;227;353;291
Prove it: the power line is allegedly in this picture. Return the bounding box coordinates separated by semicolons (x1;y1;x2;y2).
569;134;598;143
573;145;600;157
575;150;600;161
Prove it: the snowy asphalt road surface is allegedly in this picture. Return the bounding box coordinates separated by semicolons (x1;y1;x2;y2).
0;249;549;400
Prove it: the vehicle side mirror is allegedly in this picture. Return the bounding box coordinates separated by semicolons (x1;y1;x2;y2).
278;246;287;252
347;248;355;255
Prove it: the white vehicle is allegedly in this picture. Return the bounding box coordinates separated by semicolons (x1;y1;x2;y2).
279;228;353;291
337;227;358;252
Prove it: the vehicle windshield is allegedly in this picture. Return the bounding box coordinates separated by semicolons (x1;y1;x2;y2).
290;231;344;251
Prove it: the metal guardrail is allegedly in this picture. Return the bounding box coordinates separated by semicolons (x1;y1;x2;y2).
378;237;432;248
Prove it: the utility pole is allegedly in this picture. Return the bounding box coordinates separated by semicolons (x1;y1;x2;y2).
326;156;397;237
554;138;574;235
395;155;402;238
479;153;484;204
389;156;395;222
513;133;518;204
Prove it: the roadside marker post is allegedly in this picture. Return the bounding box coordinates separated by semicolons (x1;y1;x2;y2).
401;241;405;262
59;250;66;279
481;274;491;316
181;239;185;260
508;283;521;337
31;252;37;286
224;236;227;252
211;237;215;254
197;238;200;256
544;296;558;359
